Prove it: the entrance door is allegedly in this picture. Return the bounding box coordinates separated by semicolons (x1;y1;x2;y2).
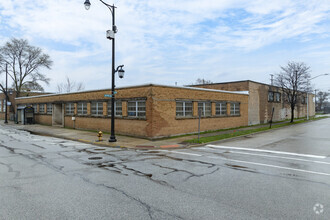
52;103;64;127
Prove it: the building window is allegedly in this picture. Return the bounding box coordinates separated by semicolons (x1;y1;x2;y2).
0;100;2;112
275;93;281;102
47;103;52;114
127;100;146;118
301;96;307;104
77;102;87;115
198;102;211;117
230;102;240;116
91;101;103;116
32;104;37;113
39;104;45;113
215;102;227;116
176;101;193;117
65;103;74;115
107;101;122;117
268;91;274;102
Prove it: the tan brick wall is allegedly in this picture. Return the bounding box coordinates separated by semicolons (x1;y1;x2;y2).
194;81;315;125
35;114;52;125
149;86;248;138
15;85;248;138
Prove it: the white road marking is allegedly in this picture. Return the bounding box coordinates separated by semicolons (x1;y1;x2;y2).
155;150;330;176
156;150;202;157
207;156;330;176
229;151;330;165
207;144;326;159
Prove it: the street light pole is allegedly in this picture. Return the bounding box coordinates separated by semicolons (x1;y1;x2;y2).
307;73;329;120
84;0;125;142
4;63;8;124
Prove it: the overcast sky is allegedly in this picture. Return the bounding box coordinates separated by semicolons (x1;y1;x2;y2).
0;0;330;92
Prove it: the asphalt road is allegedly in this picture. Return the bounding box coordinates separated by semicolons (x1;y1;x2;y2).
1;118;330;219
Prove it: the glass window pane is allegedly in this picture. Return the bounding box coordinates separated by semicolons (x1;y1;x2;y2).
39;104;45;113
268;92;274;102
115;101;122;116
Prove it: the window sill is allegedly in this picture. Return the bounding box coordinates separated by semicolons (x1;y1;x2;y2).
125;116;147;120
176;116;195;120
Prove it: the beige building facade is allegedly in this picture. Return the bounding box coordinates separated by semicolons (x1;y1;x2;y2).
15;84;249;139
191;80;315;125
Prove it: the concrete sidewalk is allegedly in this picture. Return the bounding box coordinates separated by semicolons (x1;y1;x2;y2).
1;115;329;149
1;120;191;149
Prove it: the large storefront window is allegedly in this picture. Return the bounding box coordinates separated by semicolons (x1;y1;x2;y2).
91;101;103;116
77;102;87;115
176;101;192;117
215;102;227;116
198;102;211;117
128;100;146;118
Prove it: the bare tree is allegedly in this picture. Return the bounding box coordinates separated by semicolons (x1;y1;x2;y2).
275;61;311;122
0;38;52;97
56;76;85;93
316;91;329;111
195;78;213;85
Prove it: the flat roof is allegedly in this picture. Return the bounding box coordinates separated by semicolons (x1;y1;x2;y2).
15;83;249;100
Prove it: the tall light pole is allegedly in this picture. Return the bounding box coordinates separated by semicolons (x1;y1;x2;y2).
84;0;125;142
307;73;329;120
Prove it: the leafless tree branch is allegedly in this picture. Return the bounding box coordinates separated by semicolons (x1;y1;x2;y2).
0;38;52;97
275;61;311;122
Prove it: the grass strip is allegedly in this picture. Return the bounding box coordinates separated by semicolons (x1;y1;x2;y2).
186;116;328;144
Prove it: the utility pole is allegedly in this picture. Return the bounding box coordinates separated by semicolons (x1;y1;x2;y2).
315;89;317;112
4;64;8;124
270;74;274;86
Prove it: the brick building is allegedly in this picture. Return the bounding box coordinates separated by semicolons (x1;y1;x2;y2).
0;90;50;121
15;84;249;139
191;80;315;125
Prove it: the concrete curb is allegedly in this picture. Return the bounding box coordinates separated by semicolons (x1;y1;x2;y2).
3;116;328;150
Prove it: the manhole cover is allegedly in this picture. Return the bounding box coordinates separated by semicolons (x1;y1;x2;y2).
88;157;103;160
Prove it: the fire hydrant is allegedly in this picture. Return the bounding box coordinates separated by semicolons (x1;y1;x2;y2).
97;131;103;142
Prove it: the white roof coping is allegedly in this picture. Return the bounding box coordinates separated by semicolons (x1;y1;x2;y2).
15;83;249;100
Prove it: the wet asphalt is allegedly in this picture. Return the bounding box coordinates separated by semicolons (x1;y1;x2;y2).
0;118;330;219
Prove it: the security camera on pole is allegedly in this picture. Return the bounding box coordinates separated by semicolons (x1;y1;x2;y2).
84;0;125;142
